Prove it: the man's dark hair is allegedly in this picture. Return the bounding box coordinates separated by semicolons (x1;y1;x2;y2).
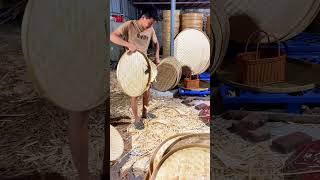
139;5;159;21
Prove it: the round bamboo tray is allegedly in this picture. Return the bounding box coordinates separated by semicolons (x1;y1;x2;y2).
110;125;124;162
209;5;230;74
223;0;320;43
174;29;210;75
117;51;157;97
181;13;203;31
153;57;182;91
217;61;317;93
150;144;210;180
21;0;107;111
148;133;209;176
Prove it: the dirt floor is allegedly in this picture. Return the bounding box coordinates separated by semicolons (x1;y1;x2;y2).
0;23;105;179
212;114;320;180
110;69;210;179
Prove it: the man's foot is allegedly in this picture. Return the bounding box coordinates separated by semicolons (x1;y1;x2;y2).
142;113;157;119
133;118;144;130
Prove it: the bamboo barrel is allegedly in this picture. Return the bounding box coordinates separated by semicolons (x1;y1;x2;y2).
149;144;210;180
181;13;204;31
153;57;182;92
162;10;180;57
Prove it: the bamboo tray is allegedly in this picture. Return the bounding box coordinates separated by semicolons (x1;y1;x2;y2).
21;0;107;111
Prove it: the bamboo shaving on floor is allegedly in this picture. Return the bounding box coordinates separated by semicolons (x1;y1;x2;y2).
0;26;105;179
212;118;294;180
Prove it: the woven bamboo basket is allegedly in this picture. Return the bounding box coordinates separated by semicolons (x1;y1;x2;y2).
236;31;286;86
147;133;209;177
162;10;180;57
153;57;182;91
149;144;210;180
117;50;157;97
181;13;204;31
174;28;210;75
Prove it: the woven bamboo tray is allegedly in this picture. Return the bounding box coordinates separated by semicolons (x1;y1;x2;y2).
174;29;210;75
110;125;124;162
147;133;209;177
221;0;320;42
117;51;157;97
21;0;107;111
210;4;230;74
153;57;182;91
149;144;210;180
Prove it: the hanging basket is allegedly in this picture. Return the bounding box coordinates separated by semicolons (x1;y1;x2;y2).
236;31;287;86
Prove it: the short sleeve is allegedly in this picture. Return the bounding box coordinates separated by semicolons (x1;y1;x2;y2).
114;20;131;37
151;28;158;44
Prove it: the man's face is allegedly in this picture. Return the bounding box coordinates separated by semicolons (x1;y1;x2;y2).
141;16;156;29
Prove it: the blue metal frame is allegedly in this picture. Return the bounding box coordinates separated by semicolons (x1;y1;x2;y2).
170;0;176;56
219;84;320;114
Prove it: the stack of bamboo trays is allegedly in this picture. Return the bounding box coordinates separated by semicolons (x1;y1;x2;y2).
162;10;180;58
145;133;210;180
181;13;204;31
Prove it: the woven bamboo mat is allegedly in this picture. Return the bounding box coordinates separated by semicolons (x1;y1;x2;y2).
21;0;107;111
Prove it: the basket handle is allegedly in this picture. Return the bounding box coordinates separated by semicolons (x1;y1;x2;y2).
256;33;281;60
186;73;199;80
245;30;270;53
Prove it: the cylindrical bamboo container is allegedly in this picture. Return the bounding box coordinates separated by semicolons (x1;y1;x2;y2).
181;13;204;31
162;10;180;57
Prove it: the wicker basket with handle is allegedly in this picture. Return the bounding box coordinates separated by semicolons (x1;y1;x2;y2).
236;30;286;86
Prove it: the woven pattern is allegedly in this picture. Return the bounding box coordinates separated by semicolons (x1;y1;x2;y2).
210;4;230;73
174;29;210;75
150;134;189;174
117;51;152;97
110;125;124;162
181;13;204;31
222;0;320;42
162;10;180;57
152;145;210;180
148;133;209;176
153;57;182;92
21;0;107;111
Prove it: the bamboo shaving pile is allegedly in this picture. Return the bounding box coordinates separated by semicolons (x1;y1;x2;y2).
212;118;290;180
0;24;105;179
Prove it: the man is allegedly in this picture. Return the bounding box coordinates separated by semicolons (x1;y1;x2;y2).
110;6;160;130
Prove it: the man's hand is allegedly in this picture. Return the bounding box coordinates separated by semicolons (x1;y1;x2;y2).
127;43;137;52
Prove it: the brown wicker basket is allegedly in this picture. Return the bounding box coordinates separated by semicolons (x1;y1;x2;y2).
236;31;287;86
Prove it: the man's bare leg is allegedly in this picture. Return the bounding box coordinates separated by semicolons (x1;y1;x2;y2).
142;89;150;118
131;97;139;121
68;111;90;180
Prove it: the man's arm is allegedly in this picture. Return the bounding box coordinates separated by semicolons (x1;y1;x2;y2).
110;31;137;52
154;41;160;65
151;29;160;65
110;21;137;52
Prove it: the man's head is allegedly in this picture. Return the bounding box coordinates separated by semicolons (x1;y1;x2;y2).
138;6;159;29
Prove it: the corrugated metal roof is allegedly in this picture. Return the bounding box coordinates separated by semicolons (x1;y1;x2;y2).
132;0;210;9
